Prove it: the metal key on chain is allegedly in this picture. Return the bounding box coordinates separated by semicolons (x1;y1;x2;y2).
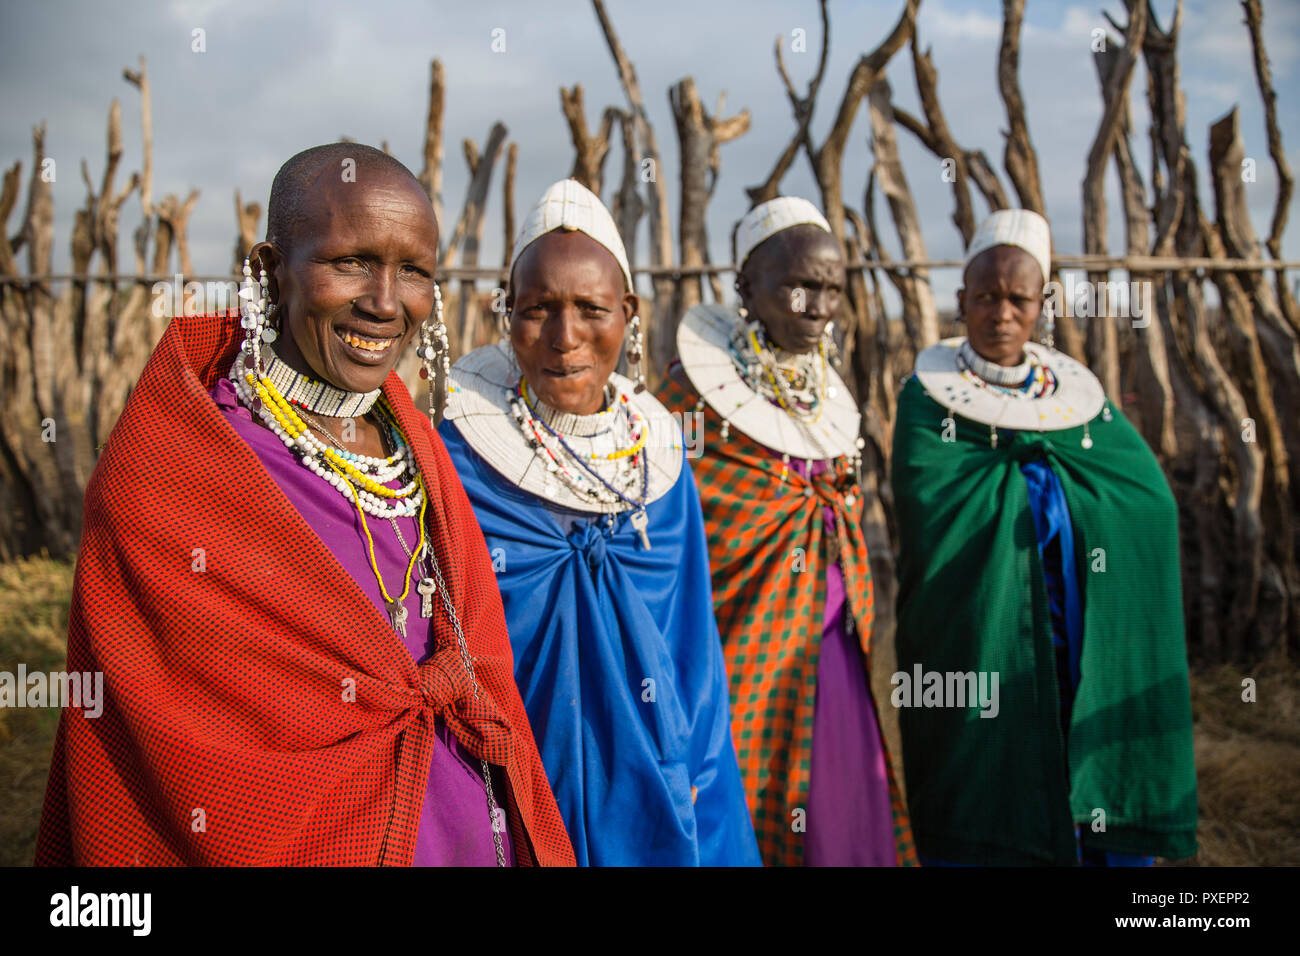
417;577;437;617
629;508;651;550
387;599;408;639
408;538;436;618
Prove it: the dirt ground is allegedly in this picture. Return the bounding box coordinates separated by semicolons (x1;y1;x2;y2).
3;555;1297;866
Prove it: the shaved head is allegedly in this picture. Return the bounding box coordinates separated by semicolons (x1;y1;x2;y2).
266;142;428;253
737;223;844;353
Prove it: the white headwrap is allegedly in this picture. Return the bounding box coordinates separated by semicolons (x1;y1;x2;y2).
734;196;832;269
511;178;633;291
964;209;1052;284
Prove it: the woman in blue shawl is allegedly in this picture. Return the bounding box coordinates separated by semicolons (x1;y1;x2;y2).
439;179;759;866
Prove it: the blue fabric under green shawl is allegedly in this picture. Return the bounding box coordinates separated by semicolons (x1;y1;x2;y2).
891;375;1197;865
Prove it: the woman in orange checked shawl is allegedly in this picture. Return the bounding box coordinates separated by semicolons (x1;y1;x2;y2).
658;197;915;867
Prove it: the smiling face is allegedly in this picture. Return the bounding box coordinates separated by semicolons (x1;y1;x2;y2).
737;224;845;354
957;245;1044;366
508;230;637;415
250;166;440;396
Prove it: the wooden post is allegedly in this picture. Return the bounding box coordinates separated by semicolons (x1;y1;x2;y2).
1082;3;1146;405
592;0;676;377
866;76;939;352
997;0;1045;215
502;141;517;271
609;109;644;269
747;0;829;206
122;56;153;277
233;188;262;272
560;85;615;194
669;77;749;322
451;123;508;353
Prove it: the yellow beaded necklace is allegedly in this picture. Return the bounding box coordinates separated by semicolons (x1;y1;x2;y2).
746;328;828;425
519;378;648;461
325;446;428;635
247;369;409;500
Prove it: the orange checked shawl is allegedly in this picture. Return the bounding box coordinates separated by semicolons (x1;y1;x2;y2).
659;374;916;867
36;312;574;867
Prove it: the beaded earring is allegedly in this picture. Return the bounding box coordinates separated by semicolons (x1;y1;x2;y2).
626;314;645;393
416;281;451;421
1041;301;1055;351
238;256;274;369
820;321;839;365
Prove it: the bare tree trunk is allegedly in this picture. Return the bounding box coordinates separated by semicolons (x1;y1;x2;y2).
997;0;1085;363
560;85;615;194
609;109;644;269
0;161;21;277
1107;49;1175;461
1241;0;1292;262
809;0;917;459
867;78;939;352
592;0;675;376
1208;108;1300;655
845;205;896;648
450;124;507;353
1082;4;1146;405
670;77;749;322
997;0;1045;215
909;35;975;245
812;0;917;246
233;188;262;272
1179;264;1262;662
0;124;80;558
965;149;1010;214
747;0;829;206
1142;0;1248;661
153;189;199;278
122;56;153;276
502;141;517;271
418;59;446;238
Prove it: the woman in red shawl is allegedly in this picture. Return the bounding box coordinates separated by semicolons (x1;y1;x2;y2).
35;143;574;867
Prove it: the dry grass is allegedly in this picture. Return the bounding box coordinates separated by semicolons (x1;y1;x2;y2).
1183;655;1300;865
2;556;1296;866
0;556;75;866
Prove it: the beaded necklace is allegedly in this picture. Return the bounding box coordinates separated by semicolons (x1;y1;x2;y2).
510;378;652;548
508;381;645;504
306;411;509;867
955;343;1058;400
230;349;424;519
729;321;829;424
253;366;510;866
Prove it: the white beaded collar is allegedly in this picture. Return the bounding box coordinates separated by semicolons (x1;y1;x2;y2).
261;344;382;419
444;340;684;513
957;339;1032;386
915;337;1106;430
676;303;862;460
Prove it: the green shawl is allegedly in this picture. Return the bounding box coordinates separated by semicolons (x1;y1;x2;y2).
891;375;1197;865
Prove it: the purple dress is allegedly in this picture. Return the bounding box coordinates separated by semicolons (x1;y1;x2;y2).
789;458;897;866
212;377;514;867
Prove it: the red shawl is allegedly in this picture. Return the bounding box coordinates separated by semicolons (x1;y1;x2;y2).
35;312;575;866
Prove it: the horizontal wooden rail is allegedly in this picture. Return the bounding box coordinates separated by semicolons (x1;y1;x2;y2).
2;256;1298;286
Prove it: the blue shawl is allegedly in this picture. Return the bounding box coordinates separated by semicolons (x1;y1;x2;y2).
440;423;761;867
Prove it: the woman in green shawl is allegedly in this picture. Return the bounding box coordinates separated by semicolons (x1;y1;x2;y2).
891;209;1197;866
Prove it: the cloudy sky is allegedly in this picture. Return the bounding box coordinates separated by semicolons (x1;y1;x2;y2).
1;0;1297;307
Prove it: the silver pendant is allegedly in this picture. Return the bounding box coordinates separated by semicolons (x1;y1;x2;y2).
417;578;436;618
387;599;408;638
630;508;651;550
